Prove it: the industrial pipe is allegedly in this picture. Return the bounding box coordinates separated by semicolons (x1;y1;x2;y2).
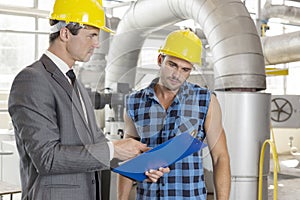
106;0;266;91
261;2;300;24
260;1;300;65
262;31;300;65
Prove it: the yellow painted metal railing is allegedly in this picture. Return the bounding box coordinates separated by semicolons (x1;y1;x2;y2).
265;67;288;76
258;128;280;200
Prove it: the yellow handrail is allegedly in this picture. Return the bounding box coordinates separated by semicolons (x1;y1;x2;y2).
258;128;280;200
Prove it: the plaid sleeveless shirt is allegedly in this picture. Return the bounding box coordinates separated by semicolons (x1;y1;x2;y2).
126;78;211;199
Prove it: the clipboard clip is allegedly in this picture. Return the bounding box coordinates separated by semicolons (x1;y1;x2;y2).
190;130;198;137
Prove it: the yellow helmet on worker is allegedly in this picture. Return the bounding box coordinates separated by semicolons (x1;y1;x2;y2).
158;29;202;66
50;0;113;33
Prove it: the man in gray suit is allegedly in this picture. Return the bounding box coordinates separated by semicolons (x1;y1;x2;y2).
8;0;169;199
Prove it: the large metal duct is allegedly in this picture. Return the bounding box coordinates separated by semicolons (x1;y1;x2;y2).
215;91;271;200
261;2;300;65
262;31;300;65
106;0;266;91
261;2;300;24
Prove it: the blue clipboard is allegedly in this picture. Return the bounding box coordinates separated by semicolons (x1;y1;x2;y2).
112;132;207;181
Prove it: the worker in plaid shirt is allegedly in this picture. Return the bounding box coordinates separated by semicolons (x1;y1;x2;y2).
118;29;231;200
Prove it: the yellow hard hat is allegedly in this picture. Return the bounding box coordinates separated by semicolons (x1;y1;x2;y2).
158;29;202;65
50;0;112;33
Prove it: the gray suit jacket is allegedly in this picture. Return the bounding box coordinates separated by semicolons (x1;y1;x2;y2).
8;54;110;200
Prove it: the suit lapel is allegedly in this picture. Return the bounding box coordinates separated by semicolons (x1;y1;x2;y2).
39;55;93;141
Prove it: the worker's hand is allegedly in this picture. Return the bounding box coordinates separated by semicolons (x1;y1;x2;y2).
112;138;150;161
145;167;170;182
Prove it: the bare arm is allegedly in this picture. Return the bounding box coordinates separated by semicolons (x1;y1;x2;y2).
205;94;231;200
118;173;133;200
117;113;137;200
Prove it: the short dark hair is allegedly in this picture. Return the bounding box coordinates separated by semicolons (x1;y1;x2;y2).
49;19;83;44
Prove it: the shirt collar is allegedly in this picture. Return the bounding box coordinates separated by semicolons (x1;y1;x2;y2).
146;78;189;103
45;50;72;78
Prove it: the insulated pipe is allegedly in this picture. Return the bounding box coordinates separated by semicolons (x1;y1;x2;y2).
106;0;266;91
262;31;300;65
260;2;300;65
261;2;300;24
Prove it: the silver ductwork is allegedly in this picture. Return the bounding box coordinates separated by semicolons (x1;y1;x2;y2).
261;2;300;65
106;0;266;91
261;2;300;24
262;31;300;65
215;91;271;200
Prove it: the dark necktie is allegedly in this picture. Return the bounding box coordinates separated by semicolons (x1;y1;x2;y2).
66;69;76;86
66;69;81;101
66;69;88;122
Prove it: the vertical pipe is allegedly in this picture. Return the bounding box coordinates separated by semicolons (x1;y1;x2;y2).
215;91;271;200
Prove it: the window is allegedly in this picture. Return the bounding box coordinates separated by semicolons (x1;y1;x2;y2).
0;14;35;76
37;0;55;10
0;0;51;129
0;0;33;7
0;8;50;90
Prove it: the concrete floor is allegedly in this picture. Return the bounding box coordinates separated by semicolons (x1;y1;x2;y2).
268;174;300;200
267;154;300;200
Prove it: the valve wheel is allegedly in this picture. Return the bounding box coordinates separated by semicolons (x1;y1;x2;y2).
271;98;293;122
